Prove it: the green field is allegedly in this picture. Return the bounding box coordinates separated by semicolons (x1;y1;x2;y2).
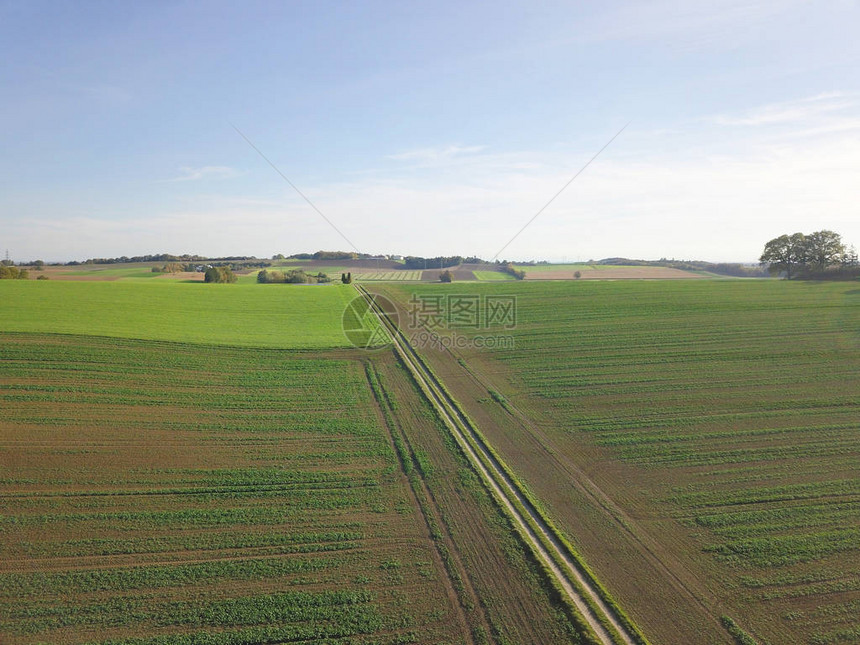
380;280;860;644
57;267;167;280
473;270;516;281
0;333;465;644
6;275;859;644
0;281;370;348
0;282;587;644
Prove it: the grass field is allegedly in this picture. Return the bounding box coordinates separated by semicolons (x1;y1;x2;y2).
0;333;467;644
1;281;591;644
0;281;370;349
473;271;516;281
379;280;860;645
60;267;165;279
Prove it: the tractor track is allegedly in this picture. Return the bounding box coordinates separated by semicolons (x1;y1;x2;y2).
356;285;641;645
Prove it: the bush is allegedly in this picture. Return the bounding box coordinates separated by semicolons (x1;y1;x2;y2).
0;266;28;279
500;263;526;280
37;274;50;280
204;267;237;283
285;269;309;283
257;269;285;284
439;270;454;283
258;269;330;284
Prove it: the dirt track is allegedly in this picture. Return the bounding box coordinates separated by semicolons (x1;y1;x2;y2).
358;285;640;645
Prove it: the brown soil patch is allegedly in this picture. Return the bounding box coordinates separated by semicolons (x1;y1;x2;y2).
156;271;203;281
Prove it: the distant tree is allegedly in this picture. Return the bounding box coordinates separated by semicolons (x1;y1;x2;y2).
152;262;183;274
760;233;807;279
403;255;465;270
259;269;331;284
37;274;49;280
0;266;27;279
500;262;526;280
439;269;454;283
33;260;44;271
803;230;846;270
761;230;856;279
312;250;358;261
272;253;285;260
258;269;287;283
284;269;309;283
204;266;237;283
574;270;582;279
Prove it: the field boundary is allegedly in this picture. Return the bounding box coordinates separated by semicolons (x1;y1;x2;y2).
356;285;648;645
364;360;490;643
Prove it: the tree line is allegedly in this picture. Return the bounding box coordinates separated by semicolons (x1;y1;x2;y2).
68;254;264;266
287;251;361;260
596;257;769;277
257;269;331;284
402;255;484;270
760;230;858;279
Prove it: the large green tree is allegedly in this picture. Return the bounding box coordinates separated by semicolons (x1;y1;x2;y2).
803;230;846;270
760;233;807;279
760;230;851;278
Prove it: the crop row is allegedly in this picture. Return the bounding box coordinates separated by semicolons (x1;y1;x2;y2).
19;528;362;558
0;332;458;642
0;555;343;598
2;589;378;635
382;280;860;644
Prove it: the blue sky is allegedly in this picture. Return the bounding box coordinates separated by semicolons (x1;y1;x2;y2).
1;0;858;262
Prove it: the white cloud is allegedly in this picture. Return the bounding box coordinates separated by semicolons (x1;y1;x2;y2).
164;166;244;182
388;145;486;164
711;92;855;127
